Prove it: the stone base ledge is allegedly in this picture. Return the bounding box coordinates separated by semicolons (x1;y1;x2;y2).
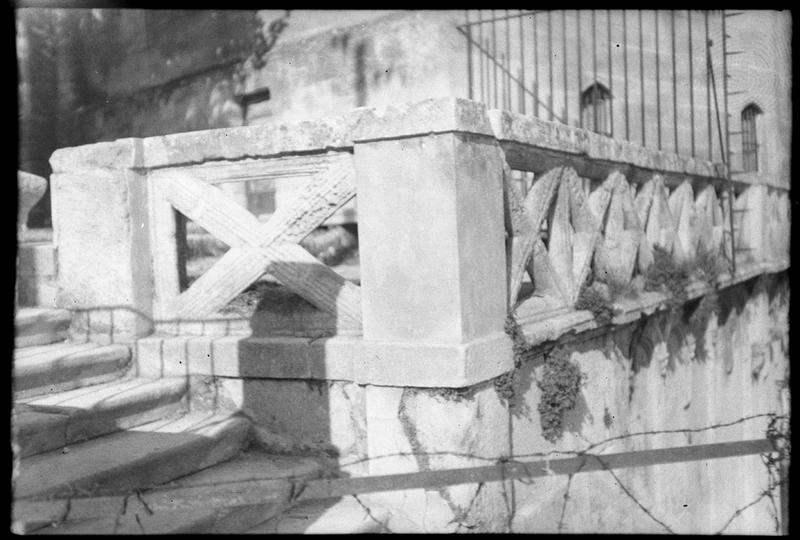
355;332;513;387
135;331;513;388
517;261;790;349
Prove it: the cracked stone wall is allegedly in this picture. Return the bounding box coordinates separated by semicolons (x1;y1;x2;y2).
200;273;787;533
510;272;789;533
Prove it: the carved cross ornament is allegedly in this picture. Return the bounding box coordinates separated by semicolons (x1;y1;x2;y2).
149;154;361;325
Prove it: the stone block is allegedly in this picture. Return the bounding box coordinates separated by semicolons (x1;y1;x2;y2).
51;167;153;340
355;132;506;345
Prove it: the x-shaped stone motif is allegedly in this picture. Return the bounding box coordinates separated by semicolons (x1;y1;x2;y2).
160;155;361;323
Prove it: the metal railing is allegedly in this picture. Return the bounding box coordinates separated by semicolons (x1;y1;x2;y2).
458;10;733;164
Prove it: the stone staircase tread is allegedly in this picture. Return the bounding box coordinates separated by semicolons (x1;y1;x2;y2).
26;452;325;535
19;376;186;411
15;411;250;500
15;307;71;325
167;451;323;488
14;342;122;364
14;308;72;348
14;343;131;396
245;496;390;534
14;377;189;458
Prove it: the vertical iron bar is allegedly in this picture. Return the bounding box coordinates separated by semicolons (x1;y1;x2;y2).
742;109;748;169
519;10;526;114
533;13;539;117
709;44;726;172
562;10;568;125
577;10;583;128
505;9;511;110
607;9;614;138
466;11;474;100
722;11;730;170
592;9;598;131
688;10;696;157
492;9;498;108
655;10;662;150
501;52;507;110
722;9;735;276
709;28;734;276
639;10;645;146
623;10;629;140
548;10;554;121
705;11;712;160
485;37;491;105
478;14;485;105
671;10;678;154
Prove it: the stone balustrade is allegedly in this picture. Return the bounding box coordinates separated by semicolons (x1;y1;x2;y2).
17;171;47;238
17;171;58;308
49;98;790;387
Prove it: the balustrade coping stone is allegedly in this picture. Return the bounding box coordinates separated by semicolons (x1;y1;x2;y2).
518;259;789;349
488;109;729;185
50;98;769;190
134;259;787;388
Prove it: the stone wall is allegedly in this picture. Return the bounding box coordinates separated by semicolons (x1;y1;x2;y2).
508;273;788;533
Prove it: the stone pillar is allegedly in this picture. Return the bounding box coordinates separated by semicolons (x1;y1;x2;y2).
352;98;513;388
350;99;513;532
49;139;154;342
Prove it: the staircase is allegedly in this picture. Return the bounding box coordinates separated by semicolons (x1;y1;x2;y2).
11;308;325;534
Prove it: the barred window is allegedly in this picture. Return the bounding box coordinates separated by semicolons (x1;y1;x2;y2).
581;83;612;136
741;103;762;172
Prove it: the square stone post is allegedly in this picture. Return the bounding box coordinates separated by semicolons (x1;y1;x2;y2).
50;139;154;342
352;99;513;388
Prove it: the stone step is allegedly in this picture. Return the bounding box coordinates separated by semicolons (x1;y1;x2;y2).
14;342;132;399
15;377;189;457
26;451;322;535
245;496;390;534
15;308;72;348
14;410;251;501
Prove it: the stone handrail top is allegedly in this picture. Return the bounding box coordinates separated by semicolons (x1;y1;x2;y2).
50;97;783;189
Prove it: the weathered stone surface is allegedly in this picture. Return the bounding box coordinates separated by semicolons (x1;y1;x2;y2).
247;497;389;534
221;378;368;472
362;383;511;531
49;138;144;173
488;109;727;184
13;409;69;459
17;377;188;456
138;331;511;389
140;111;368;168
668;180;699;263
592;172;643;285
13;342;131;398
355;132;506;344
51;167;153;340
356;332;513;387
25;452;322;534
15;411;250;499
635;174;677;271
17;171;47;235
352;97;494;142
14;307;71;348
16;243;58;308
509;274;789;533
